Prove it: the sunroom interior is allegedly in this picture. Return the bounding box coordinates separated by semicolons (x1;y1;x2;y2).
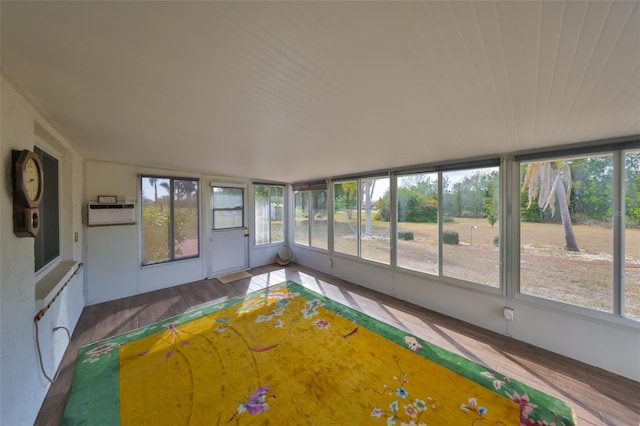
1;1;639;425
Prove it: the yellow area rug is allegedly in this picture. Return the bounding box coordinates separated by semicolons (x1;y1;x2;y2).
215;270;252;284
62;281;576;425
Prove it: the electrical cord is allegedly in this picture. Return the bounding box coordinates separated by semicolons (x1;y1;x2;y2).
34;320;72;384
33;262;82;383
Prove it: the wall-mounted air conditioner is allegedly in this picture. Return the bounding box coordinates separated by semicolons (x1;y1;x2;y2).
87;202;136;226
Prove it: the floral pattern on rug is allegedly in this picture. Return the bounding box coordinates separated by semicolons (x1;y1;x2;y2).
479;371;574;426
368;356;438;426
64;282;576;426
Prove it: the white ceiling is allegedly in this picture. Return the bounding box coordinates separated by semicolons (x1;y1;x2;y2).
2;1;639;183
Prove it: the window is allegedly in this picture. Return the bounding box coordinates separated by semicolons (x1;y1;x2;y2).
333;181;358;256
334;177;390;264
360;177;390;264
34;146;59;272
442;168;499;287
519;154;616;313
396;166;500;287
396;173;439;274
212;187;244;230
625;150;639;320
255;184;284;245
294;190;310;246
294;187;328;250
141;176;199;265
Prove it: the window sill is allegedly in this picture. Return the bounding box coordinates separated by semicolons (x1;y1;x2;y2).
35;260;81;312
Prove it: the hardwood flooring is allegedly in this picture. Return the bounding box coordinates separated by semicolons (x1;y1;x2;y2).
35;263;640;425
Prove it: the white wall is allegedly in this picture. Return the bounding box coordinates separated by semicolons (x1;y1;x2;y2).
84;162;281;305
84;161;205;304
292;244;640;381
1;77;85;426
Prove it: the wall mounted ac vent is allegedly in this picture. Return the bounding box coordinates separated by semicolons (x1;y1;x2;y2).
87;202;136;226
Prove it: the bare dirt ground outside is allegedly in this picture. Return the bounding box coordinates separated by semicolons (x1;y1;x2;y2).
303;213;640;320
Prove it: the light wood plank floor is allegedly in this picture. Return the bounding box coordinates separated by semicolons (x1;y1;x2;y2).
36;263;639;425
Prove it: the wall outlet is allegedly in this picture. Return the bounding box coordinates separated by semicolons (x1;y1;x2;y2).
503;307;514;321
328;258;333;267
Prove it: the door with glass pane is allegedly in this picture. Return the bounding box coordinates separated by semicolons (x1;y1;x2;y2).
208;184;249;277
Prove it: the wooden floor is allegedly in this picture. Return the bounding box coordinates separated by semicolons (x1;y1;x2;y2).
36;263;639;426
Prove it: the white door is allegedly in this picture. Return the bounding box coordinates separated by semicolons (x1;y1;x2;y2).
208;184;249;277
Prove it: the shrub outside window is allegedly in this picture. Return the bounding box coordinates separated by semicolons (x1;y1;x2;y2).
142;176;199;265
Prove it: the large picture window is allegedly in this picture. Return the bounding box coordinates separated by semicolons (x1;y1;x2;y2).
255;184;284;245
141;176;199;265
518;148;639;320
34;146;59;272
519;155;614;312
395;166;500;287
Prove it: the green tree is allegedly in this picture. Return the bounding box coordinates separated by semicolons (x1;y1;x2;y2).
570;157;613;223
483;171;499;227
626;152;640;226
334;181;357;219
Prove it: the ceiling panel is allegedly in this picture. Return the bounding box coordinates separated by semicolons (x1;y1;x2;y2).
1;1;638;182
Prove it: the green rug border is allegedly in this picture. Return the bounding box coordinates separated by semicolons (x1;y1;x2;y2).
63;280;576;426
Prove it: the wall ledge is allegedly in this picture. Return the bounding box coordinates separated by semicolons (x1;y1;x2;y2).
35;260;81;312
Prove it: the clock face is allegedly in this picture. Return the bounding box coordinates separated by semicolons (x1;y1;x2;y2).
25;158;41;201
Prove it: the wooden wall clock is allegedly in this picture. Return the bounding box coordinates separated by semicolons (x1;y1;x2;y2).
12;149;43;237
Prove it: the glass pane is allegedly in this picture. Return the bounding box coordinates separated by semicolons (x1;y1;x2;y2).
255;185;270;245
142;177;171;264
294;191;309;246
442;167;499;287
396;173;438;274
310;189;328;250
34;147;60;272
625;151;640;320
520;156;614;312
213;187;243;209
214;210;243;229
360;177;390;264
174;179;199;259
334;181;358;256
270;186;284;243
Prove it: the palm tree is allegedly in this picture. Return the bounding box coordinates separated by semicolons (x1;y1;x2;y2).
522;161;579;252
148;177;158;206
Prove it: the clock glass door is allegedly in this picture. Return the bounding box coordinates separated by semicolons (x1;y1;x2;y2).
208;184;249;277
